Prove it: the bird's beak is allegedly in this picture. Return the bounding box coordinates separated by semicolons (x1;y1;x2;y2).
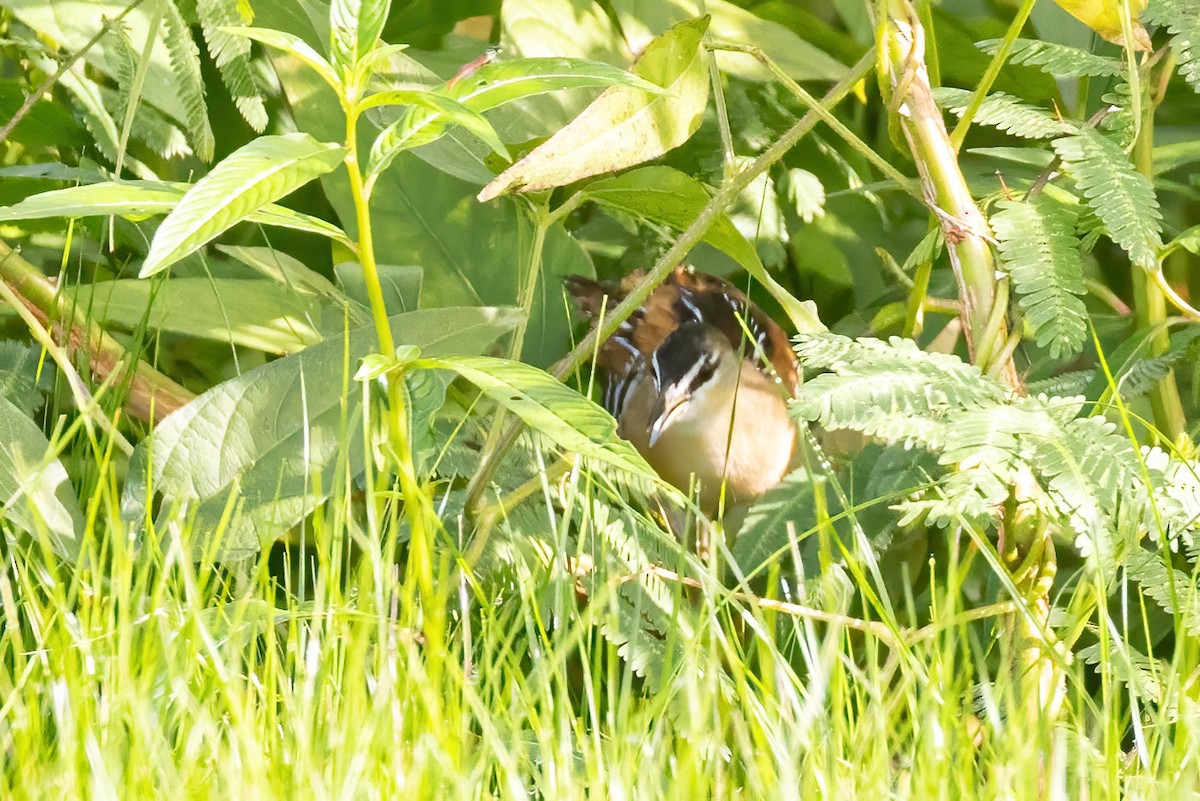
647;386;689;447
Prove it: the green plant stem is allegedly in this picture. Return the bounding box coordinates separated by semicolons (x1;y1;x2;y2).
343;111;396;358
343;101;436;626
461;50;876;538
696;0;736;174
1131;61;1187;447
711;42;922;204
0;240;194;423
882;1;1018;387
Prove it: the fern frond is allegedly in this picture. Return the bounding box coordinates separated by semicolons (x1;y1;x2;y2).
98;86;191;159
1076;640;1165;700
1053;128;1163;267
197;0;268;132
991;197;1088;359
792;335;1009;450
162;0;215;162
1099;82;1135;147
1124;546;1200;635
1111;324;1200;401
977;38;1123;77
105;24;138;133
933;87;1072;140
1025;370;1095;398
1145;0;1200;92
896;406;1029;529
583;501;689;689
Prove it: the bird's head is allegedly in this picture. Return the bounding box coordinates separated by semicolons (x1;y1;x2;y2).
647;322;738;447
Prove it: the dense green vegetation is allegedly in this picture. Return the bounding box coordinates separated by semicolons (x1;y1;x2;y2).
1;0;1199;796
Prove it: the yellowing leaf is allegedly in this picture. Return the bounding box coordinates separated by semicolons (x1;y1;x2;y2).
1052;0;1151;50
478;16;710;202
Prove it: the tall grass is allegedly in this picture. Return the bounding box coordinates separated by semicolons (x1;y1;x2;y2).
3;425;1199;799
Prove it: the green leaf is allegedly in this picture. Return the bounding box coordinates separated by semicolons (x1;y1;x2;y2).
0;342;42;415
0;182;185;221
934;87;1072;140
366;89;508;178
126;307;521;559
141;133;347;277
976;38;1122;78
218;245;349;301
1053;129;1163;268
478;17;711;201
416;355;659;480
445;57;666;111
609;0;845;83
577;166;759;271
731;467;820;574
0;396;83;561
791;334;1009;450
0;181;350;245
74;278;346;354
221;26;342;91
1144;0;1200;92
330;0;392;71
1163;224;1200;258
198;0;268;132
991;197;1088;359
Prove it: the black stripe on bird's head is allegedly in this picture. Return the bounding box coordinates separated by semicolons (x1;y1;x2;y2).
647;322;735;446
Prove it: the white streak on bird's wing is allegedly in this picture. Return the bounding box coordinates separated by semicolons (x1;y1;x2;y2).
609;334;639;360
676;288;703;322
606;372;636;416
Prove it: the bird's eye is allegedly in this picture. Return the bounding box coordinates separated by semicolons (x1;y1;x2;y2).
687;358;718;394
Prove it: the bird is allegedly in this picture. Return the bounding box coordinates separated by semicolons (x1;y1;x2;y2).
566;266;800;514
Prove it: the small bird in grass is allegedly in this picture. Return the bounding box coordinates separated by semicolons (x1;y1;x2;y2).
567;266;799;514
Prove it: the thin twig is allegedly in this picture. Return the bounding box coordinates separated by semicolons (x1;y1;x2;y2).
0;0;149;145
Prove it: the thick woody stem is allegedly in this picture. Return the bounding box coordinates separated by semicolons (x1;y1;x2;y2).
884;0;1060;724
0;240;194;423
881;3;1019;388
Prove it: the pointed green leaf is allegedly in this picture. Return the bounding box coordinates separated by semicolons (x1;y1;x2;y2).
0;397;84;561
608;0;844;82
365;89;508;178
444;57;666;111
75;278;345;353
141;133;346;277
330;0;391;72
0;182;185;221
578;166;758;269
221;26;341;91
417;354;660;480
0;181;350;246
478;16;711;201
